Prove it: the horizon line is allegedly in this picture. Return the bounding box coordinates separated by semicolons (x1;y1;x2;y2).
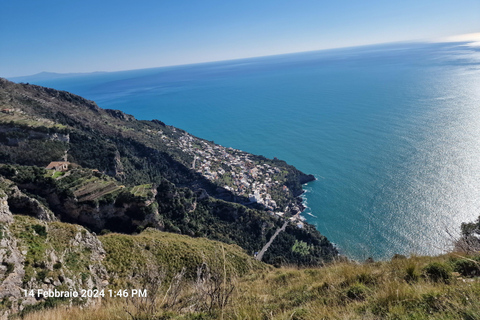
8;32;480;79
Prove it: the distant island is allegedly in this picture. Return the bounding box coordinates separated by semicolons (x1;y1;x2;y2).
10;71;109;83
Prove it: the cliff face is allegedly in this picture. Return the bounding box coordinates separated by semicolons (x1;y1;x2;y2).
0;191;25;320
0;178;108;319
5;183;56;222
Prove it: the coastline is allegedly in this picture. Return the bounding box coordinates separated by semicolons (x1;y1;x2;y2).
295;173;316;212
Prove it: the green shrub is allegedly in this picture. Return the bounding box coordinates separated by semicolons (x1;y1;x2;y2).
36;270;48;281
0;297;13;311
422;262;452;283
32;224;47;237
291;240;311;256
452;258;480;277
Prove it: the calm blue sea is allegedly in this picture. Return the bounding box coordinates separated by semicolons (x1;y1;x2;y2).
12;41;480;260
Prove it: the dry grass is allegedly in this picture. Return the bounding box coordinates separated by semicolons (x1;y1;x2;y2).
19;300;130;320
225;254;480;320
14;252;480;320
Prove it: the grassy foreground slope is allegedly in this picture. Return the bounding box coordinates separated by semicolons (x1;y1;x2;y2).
19;253;480;320
10;211;480;320
100;228;266;286
3;174;479;319
0;212;265;318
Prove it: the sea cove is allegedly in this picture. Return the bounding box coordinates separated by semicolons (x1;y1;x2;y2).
12;41;480;260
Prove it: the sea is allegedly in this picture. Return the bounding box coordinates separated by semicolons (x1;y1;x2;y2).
11;40;480;261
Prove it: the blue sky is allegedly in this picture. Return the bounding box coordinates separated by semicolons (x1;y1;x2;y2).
1;0;479;77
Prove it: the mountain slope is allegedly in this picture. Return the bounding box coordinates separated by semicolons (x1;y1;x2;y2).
0;78;337;267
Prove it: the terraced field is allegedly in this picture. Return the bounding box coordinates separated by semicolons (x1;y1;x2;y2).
74;181;124;202
48;169;125;202
53;170;155;202
130;184;152;198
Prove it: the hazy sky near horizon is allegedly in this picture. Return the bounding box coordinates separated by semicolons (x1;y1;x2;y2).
1;0;479;77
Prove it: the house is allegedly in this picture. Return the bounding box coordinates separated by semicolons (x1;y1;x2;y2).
45;161;70;172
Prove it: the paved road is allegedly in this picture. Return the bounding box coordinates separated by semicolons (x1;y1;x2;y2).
192;156;197;169
255;219;289;261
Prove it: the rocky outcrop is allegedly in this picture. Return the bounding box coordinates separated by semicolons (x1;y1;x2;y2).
4;183;56;221
0;182;108;319
105;109;135;121
0;191;12;224
0;188;28;319
0;207;26;319
298;174;316;185
111;151;125;180
47;187;162;234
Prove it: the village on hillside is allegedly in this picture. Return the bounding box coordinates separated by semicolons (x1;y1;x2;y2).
173;131;305;228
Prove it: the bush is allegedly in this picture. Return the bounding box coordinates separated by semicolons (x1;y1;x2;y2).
422;262;452;283
452;257;480;277
36;270;48;281
100;229;112;235
32;224;47;237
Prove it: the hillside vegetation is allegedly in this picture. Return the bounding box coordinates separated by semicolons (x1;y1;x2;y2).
18;250;480;320
4;201;479;319
0;204;265;319
0;78;337;267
